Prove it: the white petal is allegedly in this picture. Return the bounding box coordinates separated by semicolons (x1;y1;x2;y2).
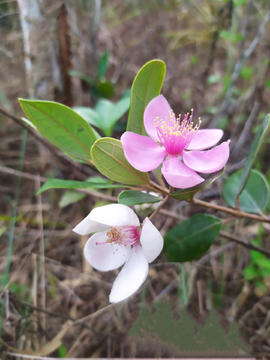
73;204;140;235
90;204;140;227
73;213;107;235
140;217;163;263
109;245;148;303
84;232;130;271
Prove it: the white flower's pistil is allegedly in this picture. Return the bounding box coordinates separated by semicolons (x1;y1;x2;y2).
154;109;202;155
95;226;140;247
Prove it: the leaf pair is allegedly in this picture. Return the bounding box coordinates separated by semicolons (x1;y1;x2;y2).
74;96;130;136
20;59;166;189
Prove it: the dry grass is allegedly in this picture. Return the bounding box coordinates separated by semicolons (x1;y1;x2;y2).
1;0;270;358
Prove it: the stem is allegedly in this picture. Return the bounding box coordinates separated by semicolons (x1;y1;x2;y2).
149;191;171;221
189;197;270;223
219;230;270;258
149;179;170;195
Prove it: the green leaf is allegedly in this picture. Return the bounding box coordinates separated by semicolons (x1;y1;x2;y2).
95;97;130;136
265;79;270;91
118;190;162;206
222;169;269;214
98;51;109;78
93;79;114;98
237;114;270;197
233;0;248;7
69;69;92;83
91;138;150;185
36;177;127;195
74;97;130;136
239;66;253;80
164;214;221;262
170;168;225;201
58;344;67;358
127;59;166;135
243;265;258;280
220;30;244;43
73;107;101;129
19;99;98;161
207;73;221;85
59;190;86;208
253;258;270;271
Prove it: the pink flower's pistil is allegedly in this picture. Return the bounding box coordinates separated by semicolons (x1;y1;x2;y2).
154;109;202;155
95;226;140;246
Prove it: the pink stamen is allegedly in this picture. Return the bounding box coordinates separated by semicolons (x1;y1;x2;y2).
154;109;201;155
95;241;110;245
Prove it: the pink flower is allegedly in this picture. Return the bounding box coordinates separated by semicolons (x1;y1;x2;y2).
121;95;230;189
73;204;163;303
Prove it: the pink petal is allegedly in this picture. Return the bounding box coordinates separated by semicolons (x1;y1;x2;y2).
121;132;167;172
144;95;175;141
183;140;230;173
109;244;148;303
84;232;130;271
73;204;140;235
161;156;204;189
187;129;224;150
140;217;163;263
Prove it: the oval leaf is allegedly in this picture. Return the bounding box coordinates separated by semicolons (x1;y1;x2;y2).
237;114;270;196
91;138;150;185
59;190;86;208
164;214;222;262
127;60;166;135
73;107;102;129
170;168;225;201
19;99;98;161
75;98;130;136
36;178;127;195
118;190;162;206
95;97;130;136
222;169;269;214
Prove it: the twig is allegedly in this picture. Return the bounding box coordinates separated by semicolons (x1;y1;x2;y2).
231;100;260;159
0;165;47;182
159;208;181;220
149;179;170;195
0;108;94;167
3;157;268;224
9;296;114;337
73;303;120;327
153;207;270;258
0;108;61;158
149;193;171;221
195;242;237;266
219;230;270;258
35;176;46;332
190;197;270;223
202;0;234;87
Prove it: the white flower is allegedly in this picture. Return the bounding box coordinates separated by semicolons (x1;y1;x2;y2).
73;204;163;303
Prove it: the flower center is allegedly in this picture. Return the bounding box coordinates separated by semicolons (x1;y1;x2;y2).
154;109;201;155
95;226;140;246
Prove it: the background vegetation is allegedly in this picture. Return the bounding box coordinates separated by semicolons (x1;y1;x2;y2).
1;0;270;357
